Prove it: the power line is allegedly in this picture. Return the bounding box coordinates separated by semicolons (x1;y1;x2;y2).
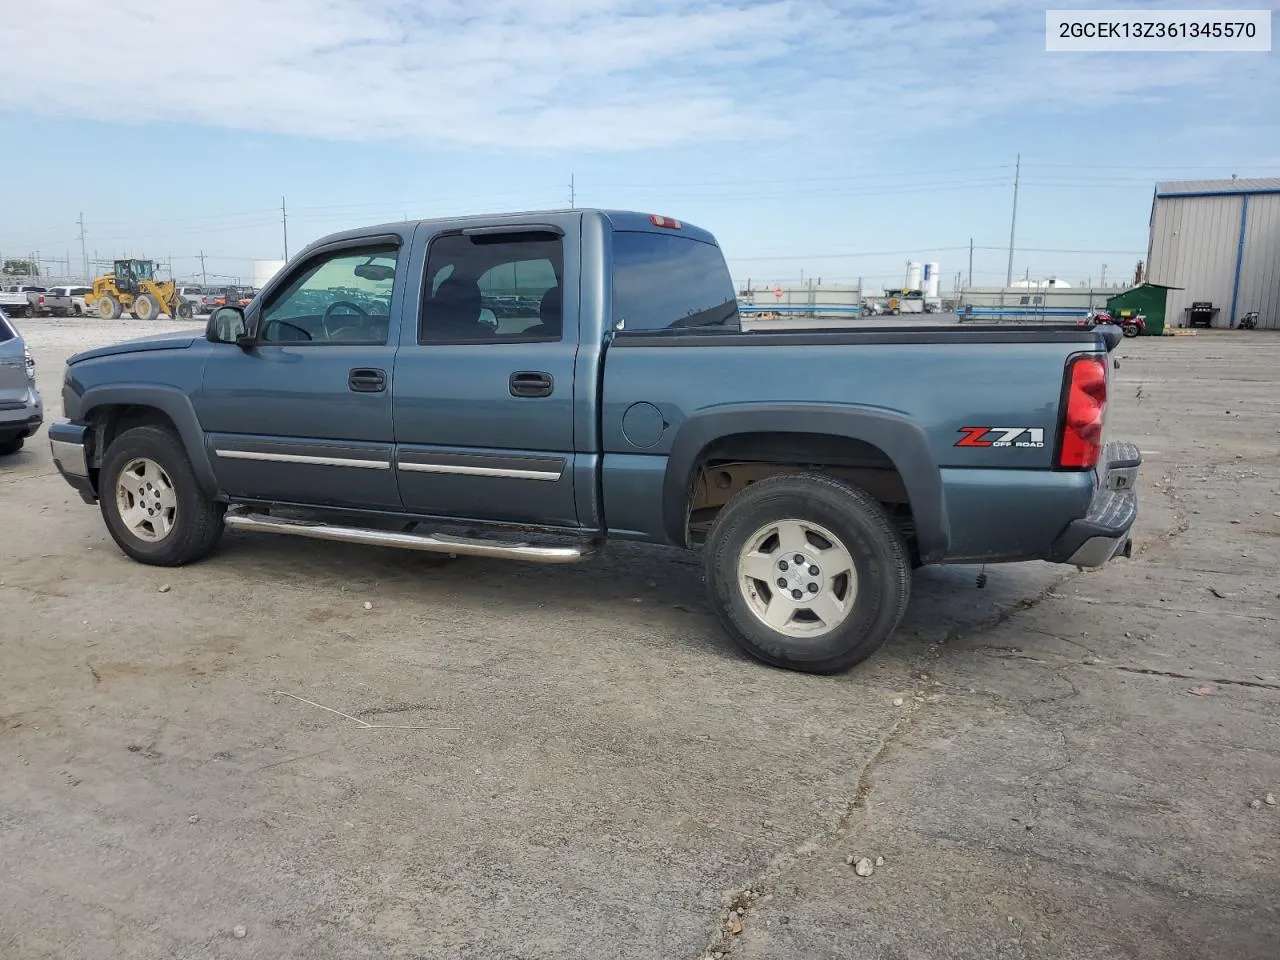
726;246;972;262
588;164;1015;189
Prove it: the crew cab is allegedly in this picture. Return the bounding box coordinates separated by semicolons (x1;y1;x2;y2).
0;284;48;318
46;285;94;317
48;209;1140;673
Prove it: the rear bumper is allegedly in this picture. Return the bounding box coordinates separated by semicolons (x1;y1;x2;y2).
0;386;42;439
49;420;98;504
1046;441;1141;568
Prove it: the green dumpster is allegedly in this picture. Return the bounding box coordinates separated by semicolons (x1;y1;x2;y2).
1106;283;1179;336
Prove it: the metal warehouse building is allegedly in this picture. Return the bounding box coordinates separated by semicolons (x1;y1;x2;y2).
1148;178;1280;330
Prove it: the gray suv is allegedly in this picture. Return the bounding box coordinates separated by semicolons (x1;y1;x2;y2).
0;309;43;455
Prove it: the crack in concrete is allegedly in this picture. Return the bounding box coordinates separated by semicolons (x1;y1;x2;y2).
969;648;1280;691
1112;665;1280;691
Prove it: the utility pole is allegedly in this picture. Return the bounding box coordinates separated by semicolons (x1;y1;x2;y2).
199;251;207;287
1005;153;1021;288
569;173;576;209
1100;263;1107;288
281;196;289;260
968;237;974;287
77;213;89;281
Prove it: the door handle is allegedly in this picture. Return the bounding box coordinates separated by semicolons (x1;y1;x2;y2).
348;368;387;393
509;371;554;398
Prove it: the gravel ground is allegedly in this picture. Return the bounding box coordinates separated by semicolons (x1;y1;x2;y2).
1;318;1277;959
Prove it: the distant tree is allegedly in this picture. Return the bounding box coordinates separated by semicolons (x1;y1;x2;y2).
2;259;38;277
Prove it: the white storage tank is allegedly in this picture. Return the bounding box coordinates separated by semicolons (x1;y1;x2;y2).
252;259;287;289
905;261;922;291
923;262;940;298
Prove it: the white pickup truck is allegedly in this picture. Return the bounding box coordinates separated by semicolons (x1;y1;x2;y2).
0;284;47;318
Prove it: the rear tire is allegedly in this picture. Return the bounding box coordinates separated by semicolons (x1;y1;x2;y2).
704;473;911;674
1123;325;1139;338
99;425;225;566
0;436;24;456
134;293;158;321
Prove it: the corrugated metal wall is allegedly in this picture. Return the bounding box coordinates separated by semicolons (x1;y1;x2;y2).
1148;194;1243;328
1235;194;1280;330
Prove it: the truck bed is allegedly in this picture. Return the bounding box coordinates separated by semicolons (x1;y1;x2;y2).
599;323;1110;562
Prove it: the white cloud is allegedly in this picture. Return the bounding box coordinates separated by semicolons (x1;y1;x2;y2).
1;0;1270;151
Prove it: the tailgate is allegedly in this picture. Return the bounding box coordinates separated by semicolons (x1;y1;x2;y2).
0;321;30;404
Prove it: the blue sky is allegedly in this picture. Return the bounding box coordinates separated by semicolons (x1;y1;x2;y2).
1;0;1276;292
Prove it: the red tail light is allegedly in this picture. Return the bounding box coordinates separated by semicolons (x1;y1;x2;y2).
650;215;682;229
1056;354;1108;469
38;295;45;304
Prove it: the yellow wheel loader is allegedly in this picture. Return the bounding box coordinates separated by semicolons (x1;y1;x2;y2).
85;260;194;321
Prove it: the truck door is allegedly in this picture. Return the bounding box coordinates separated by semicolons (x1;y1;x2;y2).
197;236;406;510
392;217;582;527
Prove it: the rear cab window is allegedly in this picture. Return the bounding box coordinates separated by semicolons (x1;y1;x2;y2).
612;231;739;333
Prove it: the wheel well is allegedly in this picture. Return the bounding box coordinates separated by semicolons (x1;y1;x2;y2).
686;431;915;552
86;404;179;468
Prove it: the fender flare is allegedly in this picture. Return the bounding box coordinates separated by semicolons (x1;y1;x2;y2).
661;403;949;561
80;384;220;498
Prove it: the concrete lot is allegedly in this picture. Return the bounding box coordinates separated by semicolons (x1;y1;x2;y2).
1;318;1277;960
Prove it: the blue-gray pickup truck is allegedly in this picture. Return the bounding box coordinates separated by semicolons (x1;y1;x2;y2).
49;209;1140;673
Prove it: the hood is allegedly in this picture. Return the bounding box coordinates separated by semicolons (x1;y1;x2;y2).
69;332;200;364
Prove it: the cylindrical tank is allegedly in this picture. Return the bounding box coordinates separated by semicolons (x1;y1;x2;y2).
905;261;922;291
923;262;940;298
252;259;287;289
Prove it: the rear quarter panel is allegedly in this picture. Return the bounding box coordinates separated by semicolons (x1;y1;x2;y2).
601;335;1098;561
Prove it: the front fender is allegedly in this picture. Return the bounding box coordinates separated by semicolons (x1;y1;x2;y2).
661;403;949;561
77;384;219;498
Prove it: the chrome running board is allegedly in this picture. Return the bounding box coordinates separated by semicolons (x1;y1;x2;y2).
224;510;595;564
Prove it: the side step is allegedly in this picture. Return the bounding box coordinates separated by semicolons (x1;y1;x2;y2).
223;511;596;564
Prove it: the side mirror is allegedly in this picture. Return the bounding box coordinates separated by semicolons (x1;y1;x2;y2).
206;306;250;347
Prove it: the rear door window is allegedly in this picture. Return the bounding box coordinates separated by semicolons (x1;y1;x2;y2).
419;232;564;343
612;231;738;333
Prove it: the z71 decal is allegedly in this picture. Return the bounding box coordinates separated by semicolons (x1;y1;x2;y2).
955;427;1046;449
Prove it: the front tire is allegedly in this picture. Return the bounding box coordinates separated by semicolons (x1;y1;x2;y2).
98;295;121;320
0;436;24;456
175;300;194;320
705;473;911;674
1123;324;1139;338
99;425;225;566
133;293;159;321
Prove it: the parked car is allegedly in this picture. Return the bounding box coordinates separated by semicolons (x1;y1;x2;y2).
0;308;43;455
177;286;209;315
48;209;1141;674
213;286;255;310
45;285;94;317
0;284;47;318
